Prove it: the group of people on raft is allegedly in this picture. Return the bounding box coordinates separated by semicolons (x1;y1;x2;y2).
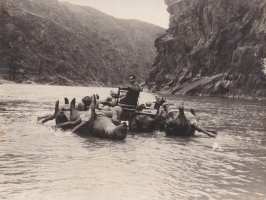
38;74;217;137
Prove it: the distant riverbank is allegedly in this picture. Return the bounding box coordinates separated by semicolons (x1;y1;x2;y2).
1;78;265;101
0;79;16;84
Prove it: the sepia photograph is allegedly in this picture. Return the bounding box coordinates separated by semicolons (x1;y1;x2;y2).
0;0;265;199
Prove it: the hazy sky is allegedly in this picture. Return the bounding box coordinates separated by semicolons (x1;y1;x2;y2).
58;0;169;28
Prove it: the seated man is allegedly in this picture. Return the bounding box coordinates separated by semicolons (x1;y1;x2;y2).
119;74;140;106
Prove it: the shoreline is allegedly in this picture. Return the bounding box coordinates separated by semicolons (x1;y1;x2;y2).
0;79;16;84
1;79;265;101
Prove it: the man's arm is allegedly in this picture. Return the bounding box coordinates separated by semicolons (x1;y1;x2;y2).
128;83;140;92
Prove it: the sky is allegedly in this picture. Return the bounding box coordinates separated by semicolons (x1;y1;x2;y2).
58;0;169;28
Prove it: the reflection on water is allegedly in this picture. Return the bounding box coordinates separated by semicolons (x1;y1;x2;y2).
0;84;265;200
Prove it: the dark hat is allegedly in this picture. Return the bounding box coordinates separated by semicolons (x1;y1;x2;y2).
106;97;113;102
82;96;92;104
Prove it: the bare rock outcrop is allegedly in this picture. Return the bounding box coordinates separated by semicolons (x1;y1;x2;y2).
148;0;266;99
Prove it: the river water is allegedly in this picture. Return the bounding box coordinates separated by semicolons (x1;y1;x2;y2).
0;84;265;200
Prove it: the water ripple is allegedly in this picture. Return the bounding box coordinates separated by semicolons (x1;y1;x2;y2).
0;85;265;200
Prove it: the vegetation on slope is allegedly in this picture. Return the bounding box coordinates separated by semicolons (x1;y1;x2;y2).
0;0;165;86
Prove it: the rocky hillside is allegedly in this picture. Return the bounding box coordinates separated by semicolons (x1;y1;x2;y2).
148;0;266;99
0;0;165;86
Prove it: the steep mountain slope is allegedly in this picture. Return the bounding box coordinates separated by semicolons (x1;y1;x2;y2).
0;0;165;86
148;0;266;99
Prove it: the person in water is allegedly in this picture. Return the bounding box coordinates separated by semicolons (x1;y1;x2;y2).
55;96;122;133
158;101;217;137
37;98;69;124
37;96;96;124
76;95;99;111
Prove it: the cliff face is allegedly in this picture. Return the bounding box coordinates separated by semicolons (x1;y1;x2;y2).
148;0;266;99
0;0;165;86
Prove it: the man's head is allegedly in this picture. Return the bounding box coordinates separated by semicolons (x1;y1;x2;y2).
105;96;113;102
153;96;166;110
82;96;92;106
162;102;170;112
128;74;136;85
155;96;166;105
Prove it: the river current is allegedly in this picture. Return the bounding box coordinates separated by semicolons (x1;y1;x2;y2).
0;84;265;200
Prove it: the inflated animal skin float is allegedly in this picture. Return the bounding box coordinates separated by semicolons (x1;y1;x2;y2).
54;96;128;140
164;107;195;136
39;89;210;138
129;106;196;136
129;114;165;132
128;95;210;137
121;95;167;132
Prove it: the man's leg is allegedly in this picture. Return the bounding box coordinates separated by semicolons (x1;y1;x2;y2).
38;115;53;122
72;121;88;133
112;106;122;121
100;106;122;125
191;124;216;137
37;115;52;121
39;100;59;124
110;106;122;125
205;130;218;134
56;118;81;129
41;115;56;124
